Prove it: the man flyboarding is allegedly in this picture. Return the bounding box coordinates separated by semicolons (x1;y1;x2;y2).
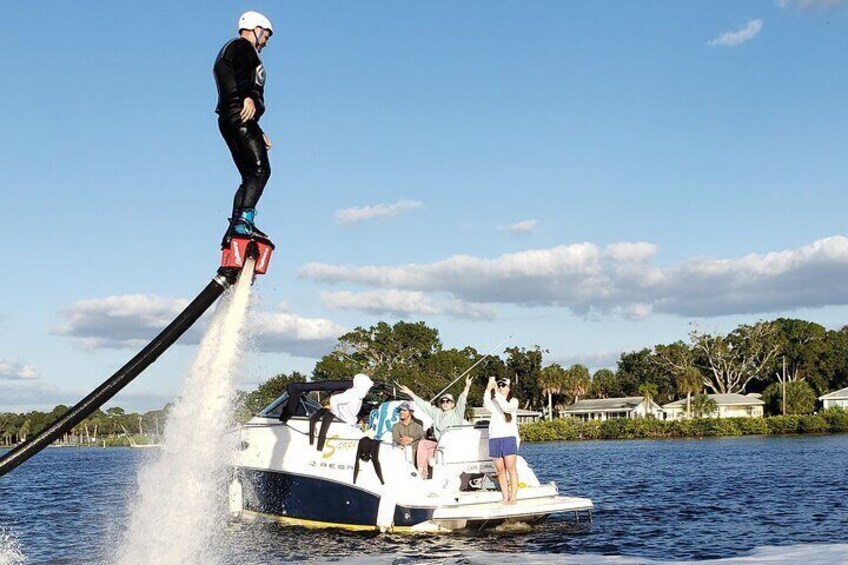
214;11;274;247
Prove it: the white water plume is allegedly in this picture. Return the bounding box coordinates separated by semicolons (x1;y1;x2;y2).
118;262;255;565
0;526;25;565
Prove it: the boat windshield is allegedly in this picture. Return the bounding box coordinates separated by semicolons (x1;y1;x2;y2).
259;392;324;419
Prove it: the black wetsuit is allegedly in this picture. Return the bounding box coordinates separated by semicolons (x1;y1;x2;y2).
214;37;270;221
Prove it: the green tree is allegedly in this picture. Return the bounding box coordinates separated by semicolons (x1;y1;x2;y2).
505;346;545;410
539;364;568;420
763;319;830;395
675;366;703;418
690;322;780;394
106;406;128;436
616;348;676;403
590;368;621;399
823;327;848;392
236;372;308;422
691;394;718;418
313;321;443;382
565;364;591;404
313;350;366;382
18;419;31;442
637;382;659;418
762;380;817;415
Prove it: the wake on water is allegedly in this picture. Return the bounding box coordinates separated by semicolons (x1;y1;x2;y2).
117;261;256;565
0;526;25;565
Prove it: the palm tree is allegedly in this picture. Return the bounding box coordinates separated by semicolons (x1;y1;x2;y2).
566;364;591;404
539;364;568;420
637;382;659;418
691;394;718;418
675;366;703;419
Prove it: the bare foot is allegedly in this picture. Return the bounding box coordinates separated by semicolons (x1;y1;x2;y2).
504;499;517;505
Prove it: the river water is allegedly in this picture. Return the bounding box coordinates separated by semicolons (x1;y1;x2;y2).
1;434;847;564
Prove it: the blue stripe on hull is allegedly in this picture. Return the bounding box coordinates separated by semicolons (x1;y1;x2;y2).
239;468;434;527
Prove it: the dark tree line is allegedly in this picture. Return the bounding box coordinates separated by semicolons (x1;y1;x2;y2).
241;318;848;419
6;318;846;446
0;406;168;447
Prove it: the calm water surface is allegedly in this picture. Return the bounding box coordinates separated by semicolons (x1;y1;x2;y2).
2;434;847;563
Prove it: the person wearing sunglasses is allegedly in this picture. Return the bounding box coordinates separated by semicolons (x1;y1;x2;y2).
214;11;275;245
398;375;473;478
484;376;520;505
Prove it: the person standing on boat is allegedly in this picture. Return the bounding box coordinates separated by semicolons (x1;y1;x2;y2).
214;11;274;245
391;402;425;458
330;373;374;427
484;376;520;505
398;375;472;478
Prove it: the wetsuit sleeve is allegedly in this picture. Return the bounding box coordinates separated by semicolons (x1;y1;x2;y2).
231;41;260;103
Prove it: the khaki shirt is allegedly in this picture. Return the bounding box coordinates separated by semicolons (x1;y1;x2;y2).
391;419;425;454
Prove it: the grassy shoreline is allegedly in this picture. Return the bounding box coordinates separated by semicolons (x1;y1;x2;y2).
520;408;848;442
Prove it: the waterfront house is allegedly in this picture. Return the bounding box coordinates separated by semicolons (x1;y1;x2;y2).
470;407;543;425
559;397;664;421
819;386;848;409
662;393;764;420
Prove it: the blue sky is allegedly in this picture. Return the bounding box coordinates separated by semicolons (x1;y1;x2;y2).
2;1;847;412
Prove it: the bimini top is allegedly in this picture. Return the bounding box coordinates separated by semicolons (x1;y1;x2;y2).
261;380;353;422
259;379;401;423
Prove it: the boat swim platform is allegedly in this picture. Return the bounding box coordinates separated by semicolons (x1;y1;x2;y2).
432;495;594;522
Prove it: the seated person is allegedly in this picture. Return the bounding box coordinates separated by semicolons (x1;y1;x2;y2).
329;373;374;427
391;402;425;467
398;375;473;479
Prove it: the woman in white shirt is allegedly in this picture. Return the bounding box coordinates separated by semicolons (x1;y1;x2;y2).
483;376;520;505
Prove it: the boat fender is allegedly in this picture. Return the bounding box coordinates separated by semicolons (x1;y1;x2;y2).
228;477;244;515
376;487;397;531
308;407;335;451
353;437;384;485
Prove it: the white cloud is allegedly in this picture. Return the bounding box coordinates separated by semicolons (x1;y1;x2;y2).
605;242;657;264
708;19;763;47
251;305;347;358
0;379;67;412
777;0;847;8
299;235;848;319
54;294;194;349
502;219;539;235
334;200;423;226
54;294;345;359
321;290;496;320
551;350;624;371
0;358;39;381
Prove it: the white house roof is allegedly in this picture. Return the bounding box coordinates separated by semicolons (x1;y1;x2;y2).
819;386;848;400
561;397;647;413
663;393;764;408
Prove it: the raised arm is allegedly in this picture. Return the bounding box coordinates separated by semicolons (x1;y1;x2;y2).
455;374;473;420
398;384;437;420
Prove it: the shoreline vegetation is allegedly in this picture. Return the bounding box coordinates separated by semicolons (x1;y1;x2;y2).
4;411;848;449
5;318;848;449
520;408;848;442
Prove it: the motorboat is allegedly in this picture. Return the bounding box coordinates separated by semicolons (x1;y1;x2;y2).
228;380;593;533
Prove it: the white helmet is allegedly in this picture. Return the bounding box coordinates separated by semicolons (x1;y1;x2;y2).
238;11;273;37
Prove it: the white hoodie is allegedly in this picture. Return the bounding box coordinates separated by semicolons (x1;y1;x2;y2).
329;373;374;427
483;391;519;440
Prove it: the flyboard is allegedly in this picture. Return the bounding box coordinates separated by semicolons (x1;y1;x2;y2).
0;233;275;478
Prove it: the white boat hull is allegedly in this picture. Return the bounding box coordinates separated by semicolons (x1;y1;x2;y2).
230;413;593;533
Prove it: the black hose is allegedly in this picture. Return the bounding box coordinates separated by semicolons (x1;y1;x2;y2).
0;269;237;478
